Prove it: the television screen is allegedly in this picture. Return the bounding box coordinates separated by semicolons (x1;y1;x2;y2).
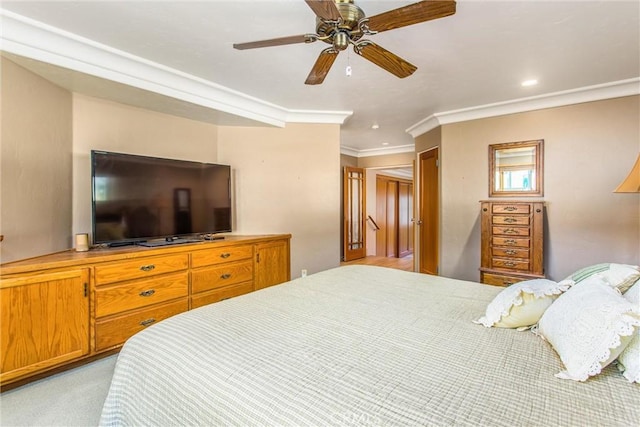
91;150;231;245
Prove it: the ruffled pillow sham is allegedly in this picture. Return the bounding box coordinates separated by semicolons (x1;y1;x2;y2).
474;279;573;329
564;263;640;293
537;275;640;382
618;281;640;383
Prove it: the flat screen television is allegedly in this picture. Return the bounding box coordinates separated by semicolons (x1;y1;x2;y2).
91;150;231;246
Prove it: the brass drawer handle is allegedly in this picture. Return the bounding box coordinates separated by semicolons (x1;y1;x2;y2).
504;228;518;234
504;206;517;211
504;239;517;245
139;289;155;297
140;318;156;327
220;273;231;280
503;261;516;267
220;253;231;259
503;280;515;285
504;217;517;223
139;264;156;272
505;249;517;255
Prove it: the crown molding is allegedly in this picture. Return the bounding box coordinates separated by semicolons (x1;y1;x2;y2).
0;9;352;127
286;109;352;125
407;77;640;138
340;144;415;158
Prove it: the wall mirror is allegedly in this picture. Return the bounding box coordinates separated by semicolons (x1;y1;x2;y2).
489;139;543;197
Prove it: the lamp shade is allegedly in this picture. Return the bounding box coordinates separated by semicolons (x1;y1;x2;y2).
614;154;640;193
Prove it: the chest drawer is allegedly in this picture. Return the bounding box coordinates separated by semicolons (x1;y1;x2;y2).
492;215;530;226
191;260;254;294
95;254;188;286
492;237;530;248
492;258;530;271
95;299;188;351
491;247;530;259
492;204;530;214
481;272;526;287
191;245;254;268
95;272;188;318
492;226;530;237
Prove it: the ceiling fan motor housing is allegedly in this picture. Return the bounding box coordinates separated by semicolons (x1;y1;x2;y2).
316;0;365;46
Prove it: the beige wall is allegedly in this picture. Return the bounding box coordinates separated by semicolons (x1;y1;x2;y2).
438;96;640;281
1;58;73;262
72;94;219;238
1;62;341;277
218;123;341;277
415;126;442;153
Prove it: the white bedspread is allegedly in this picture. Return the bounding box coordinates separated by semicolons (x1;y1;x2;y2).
100;265;639;426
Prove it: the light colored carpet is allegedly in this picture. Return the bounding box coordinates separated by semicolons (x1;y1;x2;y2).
0;355;117;427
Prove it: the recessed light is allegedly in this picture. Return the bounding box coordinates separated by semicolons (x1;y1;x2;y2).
382;142;389;146
371;123;379;130
521;79;538;87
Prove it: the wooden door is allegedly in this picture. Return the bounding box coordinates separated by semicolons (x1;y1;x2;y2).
1;269;90;383
385;180;398;257
398;181;414;257
376;176;387;257
419;148;439;275
376;175;413;258
343;167;366;261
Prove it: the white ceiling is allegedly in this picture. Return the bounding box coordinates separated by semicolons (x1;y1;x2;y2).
1;0;639;155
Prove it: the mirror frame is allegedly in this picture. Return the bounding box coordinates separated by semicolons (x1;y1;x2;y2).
489;139;544;197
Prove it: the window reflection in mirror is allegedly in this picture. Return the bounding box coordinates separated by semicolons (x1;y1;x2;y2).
489;140;543;197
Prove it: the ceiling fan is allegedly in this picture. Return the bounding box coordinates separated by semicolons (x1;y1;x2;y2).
233;0;457;85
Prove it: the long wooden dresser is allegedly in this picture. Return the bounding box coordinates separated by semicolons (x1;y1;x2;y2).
479;201;544;286
0;234;290;389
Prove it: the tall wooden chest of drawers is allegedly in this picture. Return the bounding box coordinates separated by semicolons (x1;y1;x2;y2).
480;201;544;286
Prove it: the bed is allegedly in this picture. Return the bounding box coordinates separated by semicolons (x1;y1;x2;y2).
99;265;639;426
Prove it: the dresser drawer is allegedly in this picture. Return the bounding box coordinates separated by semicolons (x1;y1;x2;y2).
191;260;253;294
95;272;188;318
492;226;530;237
95;254;188;286
492;258;530;271
492;237;530;248
191;245;254;268
492;215;530;226
95;299;188;351
481;272;527;287
191;281;253;309
492;204;530;214
491;247;530;259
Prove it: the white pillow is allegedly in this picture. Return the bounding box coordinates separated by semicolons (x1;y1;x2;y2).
537;275;640;381
474;279;573;329
565;263;640;293
618;281;640;383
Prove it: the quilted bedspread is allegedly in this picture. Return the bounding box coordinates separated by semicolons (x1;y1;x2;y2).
100;265;639;426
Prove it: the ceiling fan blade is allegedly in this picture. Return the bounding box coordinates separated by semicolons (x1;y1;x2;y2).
233;34;315;50
304;0;342;21
366;0;456;33
354;41;417;78
305;48;339;85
